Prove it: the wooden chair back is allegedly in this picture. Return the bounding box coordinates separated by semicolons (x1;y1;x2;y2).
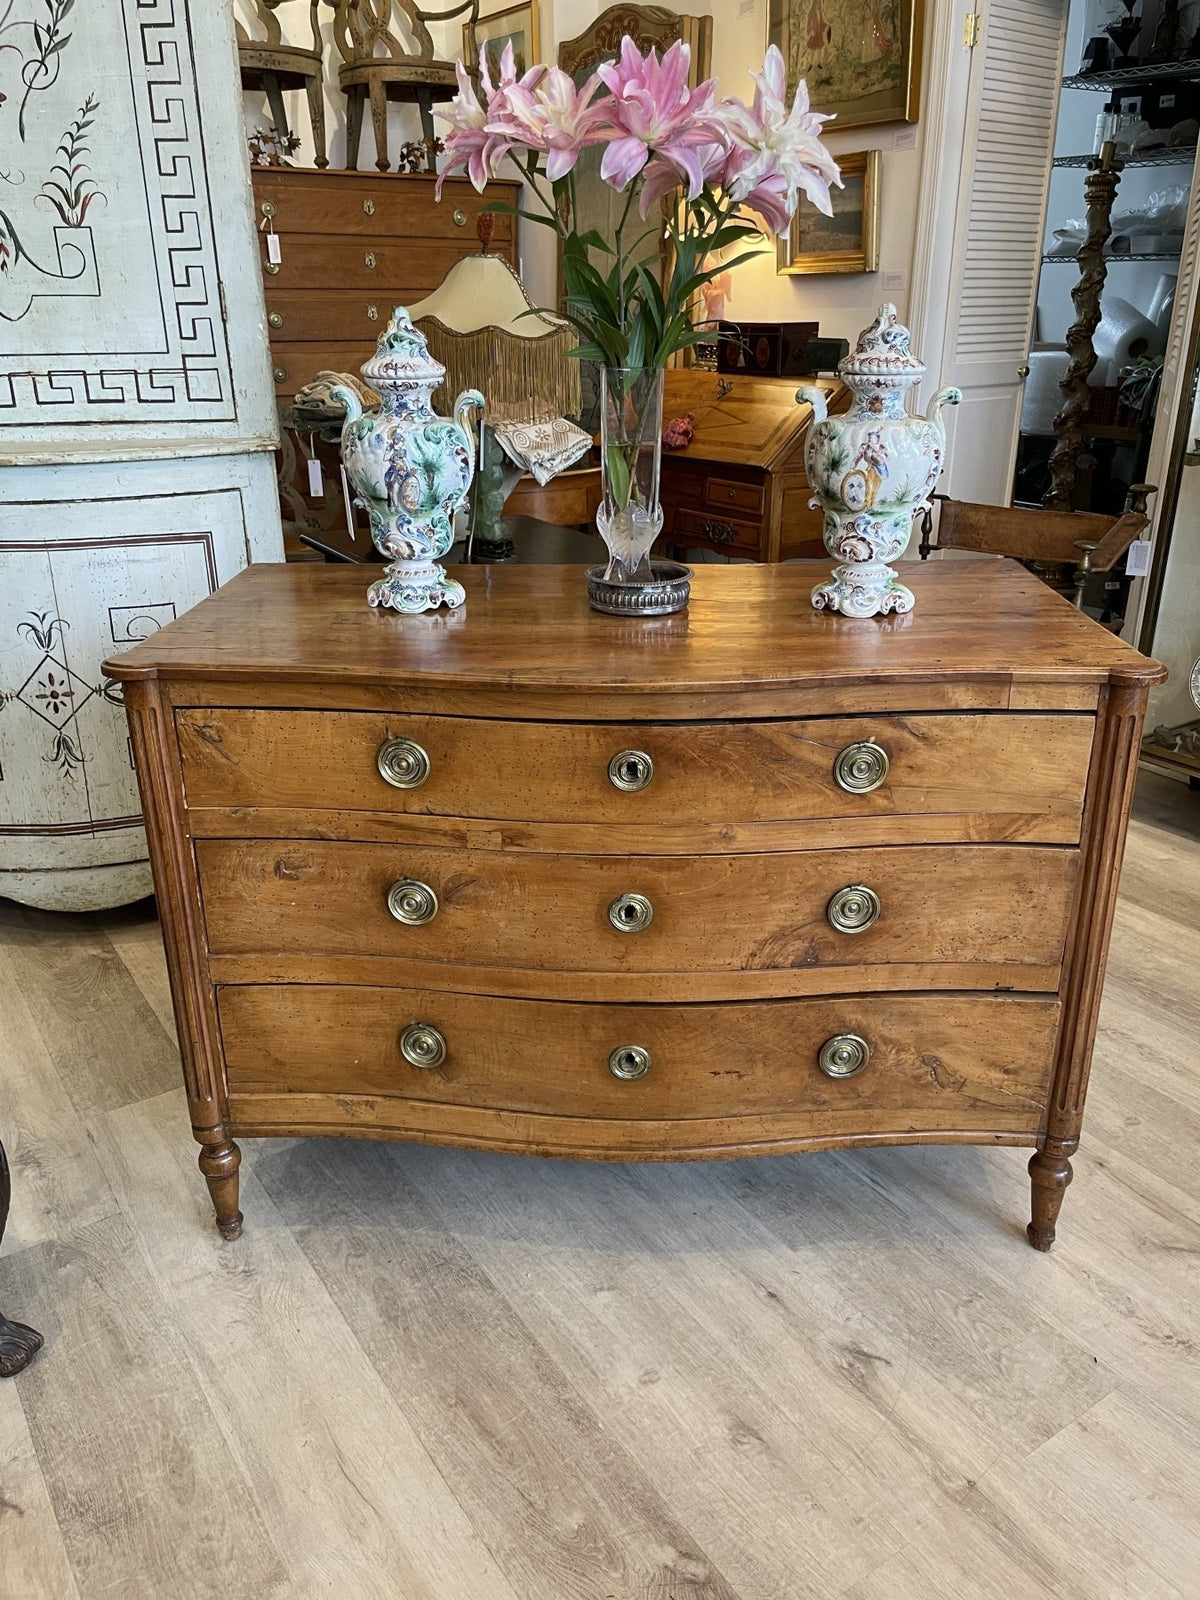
328;0;477;67
236;0;322;59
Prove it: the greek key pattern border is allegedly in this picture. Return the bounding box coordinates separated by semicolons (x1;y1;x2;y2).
0;0;234;423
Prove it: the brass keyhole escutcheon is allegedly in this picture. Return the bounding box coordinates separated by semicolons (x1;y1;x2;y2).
826;884;881;934
366;304;379;321
363;198;376;215
608;892;654;933
608;749;653;792
386;878;438;926
399;1022;446;1069
364;250;377;269
377;736;430;789
818;1034;869;1079
833;739;889;794
608;1044;652;1081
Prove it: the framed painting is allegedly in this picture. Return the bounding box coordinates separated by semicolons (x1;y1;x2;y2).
777;149;880;275
468;2;541;78
767;0;923;128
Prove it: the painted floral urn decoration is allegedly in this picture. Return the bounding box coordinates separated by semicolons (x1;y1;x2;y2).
798;304;960;618
334;308;483;613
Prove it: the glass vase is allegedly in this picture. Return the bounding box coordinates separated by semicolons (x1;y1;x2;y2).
597;366;665;585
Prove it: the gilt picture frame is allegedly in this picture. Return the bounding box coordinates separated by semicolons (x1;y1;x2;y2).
468;1;541;78
768;0;923;129
777;148;880;275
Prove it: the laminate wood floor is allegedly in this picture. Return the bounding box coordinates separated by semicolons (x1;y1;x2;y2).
2;772;1198;1600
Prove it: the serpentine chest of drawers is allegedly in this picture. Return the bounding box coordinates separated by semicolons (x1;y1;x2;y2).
105;560;1164;1250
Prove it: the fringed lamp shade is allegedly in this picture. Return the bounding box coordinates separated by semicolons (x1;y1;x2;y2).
408;253;580;425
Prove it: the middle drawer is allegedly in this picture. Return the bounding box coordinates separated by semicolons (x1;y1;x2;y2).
197;839;1076;991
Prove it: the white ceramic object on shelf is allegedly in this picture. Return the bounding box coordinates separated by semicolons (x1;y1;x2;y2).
335;309;483;614
799;304;960;618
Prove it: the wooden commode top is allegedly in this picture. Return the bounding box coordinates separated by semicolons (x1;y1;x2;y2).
105;559;1164;1252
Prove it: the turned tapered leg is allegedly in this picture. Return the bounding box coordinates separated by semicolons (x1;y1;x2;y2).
345;85;365;170
306;74;329;169
369;78;390;172
1027;1141;1074;1251
0;1139;43;1376
198;1140;243;1240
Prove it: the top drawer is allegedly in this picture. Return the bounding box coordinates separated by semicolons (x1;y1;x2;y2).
178;709;1093;843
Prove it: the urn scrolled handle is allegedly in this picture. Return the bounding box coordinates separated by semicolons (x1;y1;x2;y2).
377;736;431;789
608;749;654;792
608;892;654;933
818;1034;870;1079
609;1045;652;1081
399;1023;447;1070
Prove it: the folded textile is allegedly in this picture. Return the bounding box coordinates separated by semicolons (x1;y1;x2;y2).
493;416;592;486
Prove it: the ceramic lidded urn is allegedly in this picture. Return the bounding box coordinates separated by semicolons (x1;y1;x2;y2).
333;308;484;613
798;304;961;618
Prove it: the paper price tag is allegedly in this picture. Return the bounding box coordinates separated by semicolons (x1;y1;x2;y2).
1125;538;1152;578
307;457;324;498
266;232;282;265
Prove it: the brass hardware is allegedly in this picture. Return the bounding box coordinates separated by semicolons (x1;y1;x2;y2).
399;1022;446;1069
386;878;438;926
608;1044;652;1081
1017;363;1031;378
377;736;430;789
362;198;376;215
818;1034;870;1079
273;366;288;384
703;518;736;542
608;749;654;792
963;10;981;46
260;200;276;218
268;311;283;329
827;883;881;934
366;304;379;321
833;739;889;794
264;260;280;275
608;892;654;933
364;250;377;269
452;208;468;227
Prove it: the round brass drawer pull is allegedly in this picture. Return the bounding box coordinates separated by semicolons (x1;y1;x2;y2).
833;739;889;794
400;1022;446;1070
608;749;654;792
818;1034;870;1079
452;207;467;226
608;892;654;933
268;310;283;329
826;883;881;934
273;365;288;383
377;735;430;789
609;1044;652;1081
386;878;438;926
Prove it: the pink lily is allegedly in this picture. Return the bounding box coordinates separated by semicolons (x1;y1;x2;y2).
436;43;545;196
595;38;725;199
721;46;841;223
486;65;608;181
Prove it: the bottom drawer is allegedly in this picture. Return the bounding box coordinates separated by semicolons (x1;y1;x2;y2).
220;986;1059;1148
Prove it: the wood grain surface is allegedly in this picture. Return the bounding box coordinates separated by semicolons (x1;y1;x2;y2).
219;985;1059;1135
197;838;1077;985
178;707;1093;841
103;560;1165;695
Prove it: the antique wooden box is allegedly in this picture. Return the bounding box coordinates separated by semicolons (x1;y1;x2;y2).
104;560;1164;1249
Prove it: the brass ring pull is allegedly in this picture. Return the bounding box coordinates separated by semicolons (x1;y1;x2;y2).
268;311;283;329
377;735;430;789
833;739;889;794
827;884;881;934
399;1022;446;1069
608;749;654;792
608;892;654;933
818;1034;869;1079
452;208;467;226
386;878;438;926
608;1044;652;1080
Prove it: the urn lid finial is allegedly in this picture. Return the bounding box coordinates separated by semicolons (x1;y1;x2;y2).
360;305;447;389
840;302;926;382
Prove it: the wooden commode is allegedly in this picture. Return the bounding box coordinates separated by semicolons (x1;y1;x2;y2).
104;560;1164;1250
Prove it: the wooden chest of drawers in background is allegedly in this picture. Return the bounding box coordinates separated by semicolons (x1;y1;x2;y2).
250;168;521;401
105;559;1164;1253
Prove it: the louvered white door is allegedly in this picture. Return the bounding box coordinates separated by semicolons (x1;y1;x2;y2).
939;0;1068;501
